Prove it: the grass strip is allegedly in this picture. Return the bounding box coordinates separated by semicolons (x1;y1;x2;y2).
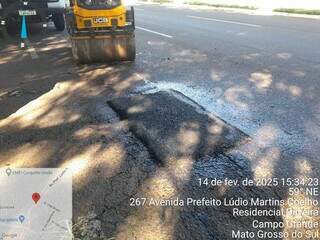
274;8;320;15
184;1;257;10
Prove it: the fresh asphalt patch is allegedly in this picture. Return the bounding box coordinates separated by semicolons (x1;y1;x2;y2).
107;90;283;238
108;90;250;166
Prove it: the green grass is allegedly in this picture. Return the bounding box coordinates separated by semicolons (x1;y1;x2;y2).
184;1;257;10
274;8;320;15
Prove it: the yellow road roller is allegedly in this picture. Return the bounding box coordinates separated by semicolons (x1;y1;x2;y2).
66;0;136;63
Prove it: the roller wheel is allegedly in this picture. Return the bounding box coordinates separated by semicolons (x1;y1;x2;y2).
5;19;19;35
53;13;65;31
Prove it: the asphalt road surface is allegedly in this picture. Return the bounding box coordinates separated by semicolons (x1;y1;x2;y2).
134;5;320;132
1;0;319;192
132;4;320;176
0;3;320;239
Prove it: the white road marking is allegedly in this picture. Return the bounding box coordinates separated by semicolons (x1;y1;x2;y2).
135;8;145;11
188;15;262;28
136;26;173;38
24;39;39;59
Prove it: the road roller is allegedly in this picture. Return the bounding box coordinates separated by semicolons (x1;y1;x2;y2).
66;0;136;63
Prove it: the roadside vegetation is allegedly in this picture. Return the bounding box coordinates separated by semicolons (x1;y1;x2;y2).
184;1;257;10
152;0;173;3
273;8;320;15
140;0;173;3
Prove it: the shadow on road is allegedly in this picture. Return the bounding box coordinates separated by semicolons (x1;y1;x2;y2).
0;23;74;120
0;15;319;239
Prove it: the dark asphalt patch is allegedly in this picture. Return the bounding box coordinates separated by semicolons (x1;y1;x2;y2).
108;91;284;239
108;90;250;166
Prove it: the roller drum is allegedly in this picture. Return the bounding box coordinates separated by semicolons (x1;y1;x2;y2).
71;34;136;63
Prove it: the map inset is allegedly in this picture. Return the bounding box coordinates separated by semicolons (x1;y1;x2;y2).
0;168;72;240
